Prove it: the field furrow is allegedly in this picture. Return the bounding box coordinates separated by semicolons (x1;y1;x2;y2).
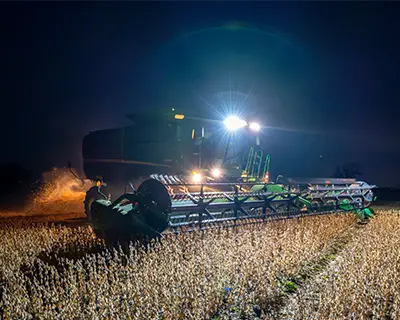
278;209;400;320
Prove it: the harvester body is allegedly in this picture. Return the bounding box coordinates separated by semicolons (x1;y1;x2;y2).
82;111;377;244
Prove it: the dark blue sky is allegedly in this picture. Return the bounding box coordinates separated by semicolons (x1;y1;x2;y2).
0;1;399;185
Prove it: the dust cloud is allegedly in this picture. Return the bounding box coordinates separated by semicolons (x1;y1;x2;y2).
24;168;93;215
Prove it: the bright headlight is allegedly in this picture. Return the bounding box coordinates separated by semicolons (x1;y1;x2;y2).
249;122;261;132
192;171;202;184
211;168;221;178
223;116;247;131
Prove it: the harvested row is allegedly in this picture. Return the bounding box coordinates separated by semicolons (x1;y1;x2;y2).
282;209;400;319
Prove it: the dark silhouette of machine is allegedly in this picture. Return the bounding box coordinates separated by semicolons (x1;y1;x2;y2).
79;110;376;245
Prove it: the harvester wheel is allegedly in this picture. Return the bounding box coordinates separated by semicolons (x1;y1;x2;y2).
137;179;171;212
136;179;172;233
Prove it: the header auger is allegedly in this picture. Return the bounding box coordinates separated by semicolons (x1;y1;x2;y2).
80;110;377;245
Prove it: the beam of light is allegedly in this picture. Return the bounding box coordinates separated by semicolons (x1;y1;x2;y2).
194;82;325;137
223;116;247;131
180;106;327;136
259;125;328;135
194;83;254;124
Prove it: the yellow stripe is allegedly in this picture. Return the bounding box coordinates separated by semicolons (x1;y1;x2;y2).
84;158;172;168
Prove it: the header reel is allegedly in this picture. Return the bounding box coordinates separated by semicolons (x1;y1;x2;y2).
85;174;376;245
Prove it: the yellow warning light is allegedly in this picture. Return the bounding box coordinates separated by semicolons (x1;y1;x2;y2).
96;181;101;187
174;114;185;120
191;129;195;139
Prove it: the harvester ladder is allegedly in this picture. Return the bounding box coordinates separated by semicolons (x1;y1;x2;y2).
244;147;270;179
264;154;270;177
250;149;263;178
244;147;255;175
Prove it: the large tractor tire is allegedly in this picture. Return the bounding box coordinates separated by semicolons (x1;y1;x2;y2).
85;179;172;248
136;178;172;234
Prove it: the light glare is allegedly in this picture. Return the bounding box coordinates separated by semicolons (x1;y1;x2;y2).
249;122;261;132
223;116;247;131
192;172;202;183
211;168;221;178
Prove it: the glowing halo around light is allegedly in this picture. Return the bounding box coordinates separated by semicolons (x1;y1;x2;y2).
223;116;247;131
211;168;222;178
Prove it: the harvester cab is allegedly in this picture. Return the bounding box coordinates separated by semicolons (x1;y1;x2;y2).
81;110;377;245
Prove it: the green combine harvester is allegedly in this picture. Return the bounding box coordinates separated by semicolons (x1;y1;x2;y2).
79;110;376;244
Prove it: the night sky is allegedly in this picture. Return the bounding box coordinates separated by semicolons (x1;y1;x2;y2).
1;2;399;186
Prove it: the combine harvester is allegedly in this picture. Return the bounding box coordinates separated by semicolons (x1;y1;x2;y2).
79;110;376;244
